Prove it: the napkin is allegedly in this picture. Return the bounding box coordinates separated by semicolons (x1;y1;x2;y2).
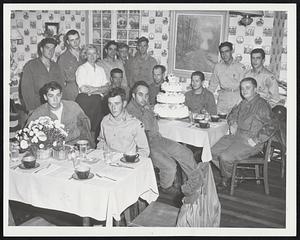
95;164;129;181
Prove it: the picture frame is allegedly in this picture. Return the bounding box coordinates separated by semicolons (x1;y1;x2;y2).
45;22;59;36
168;10;229;78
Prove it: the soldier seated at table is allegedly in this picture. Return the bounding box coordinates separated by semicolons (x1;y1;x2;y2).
26;81;94;147
211;77;275;191
148;65;166;105
126;81;198;196
96;87;150;158
185;71;217;115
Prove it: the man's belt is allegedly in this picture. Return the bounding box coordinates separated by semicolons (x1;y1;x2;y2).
220;87;240;92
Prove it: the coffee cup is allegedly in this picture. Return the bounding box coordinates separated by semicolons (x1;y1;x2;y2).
123;153;139;163
218;112;227;119
211;115;220;122
75;165;90;179
199;120;209;128
22;155;36;168
194;114;205;123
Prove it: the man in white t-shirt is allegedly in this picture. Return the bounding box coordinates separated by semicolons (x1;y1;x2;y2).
26;81;94;147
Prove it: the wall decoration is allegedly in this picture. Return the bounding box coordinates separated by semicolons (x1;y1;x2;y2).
156;11;163;17
162;33;168;41
169;10;228;76
155;24;162;33
142;10;149;17
45;22;59;36
149;17;155;24
254;36;263;45
162;17;168;25
256;18;264;26
236;36;244;44
228;26;236;35
245;26;255;36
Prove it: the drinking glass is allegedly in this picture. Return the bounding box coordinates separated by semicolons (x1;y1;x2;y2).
77;140;89;160
10;141;19;162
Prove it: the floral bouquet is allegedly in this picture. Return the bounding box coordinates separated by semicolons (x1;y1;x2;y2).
15;116;68;155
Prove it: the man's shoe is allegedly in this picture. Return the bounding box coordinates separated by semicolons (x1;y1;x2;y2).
160;185;181;195
216;179;230;192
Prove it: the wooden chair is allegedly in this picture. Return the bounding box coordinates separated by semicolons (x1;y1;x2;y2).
230;133;276;196
270;105;287;178
129;201;179;227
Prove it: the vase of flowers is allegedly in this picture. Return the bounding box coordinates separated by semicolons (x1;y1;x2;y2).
15;116;68;160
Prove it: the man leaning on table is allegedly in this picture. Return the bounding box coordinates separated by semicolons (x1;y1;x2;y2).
211;77;275;191
96;87;150;158
26;81;94;147
126;81;198;195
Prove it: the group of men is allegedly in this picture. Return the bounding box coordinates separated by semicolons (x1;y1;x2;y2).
18;31;282;194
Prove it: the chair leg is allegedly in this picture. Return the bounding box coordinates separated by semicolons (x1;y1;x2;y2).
255;165;261;184
263;164;270;195
281;152;286;178
230;163;237;196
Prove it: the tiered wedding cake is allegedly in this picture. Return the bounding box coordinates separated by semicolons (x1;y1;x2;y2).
154;74;189;119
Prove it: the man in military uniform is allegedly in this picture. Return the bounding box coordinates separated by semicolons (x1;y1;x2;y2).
148;65;166;105
126;37;158;88
211;77;274;191
244;48;281;107
126;81;197;195
96;87;150;158
208;41;246;114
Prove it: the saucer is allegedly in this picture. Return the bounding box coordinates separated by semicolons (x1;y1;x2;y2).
120;157;140;164
197;124;210;129
19;162;40;169
72;172;94;180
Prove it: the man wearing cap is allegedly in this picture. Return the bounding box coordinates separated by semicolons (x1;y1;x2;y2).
21;37;65;112
244;48;281;107
208;41;246;114
57;30;84;101
126;36;158;88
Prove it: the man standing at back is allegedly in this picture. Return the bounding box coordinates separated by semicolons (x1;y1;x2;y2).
208;41;246;114
21;37;65;112
57;30;84;101
126;37;158;88
244;48;281;107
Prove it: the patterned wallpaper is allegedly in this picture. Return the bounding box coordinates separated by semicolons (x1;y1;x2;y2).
9;10;286;103
139;10;170;69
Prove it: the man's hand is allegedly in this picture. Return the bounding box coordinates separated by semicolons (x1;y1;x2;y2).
247;138;256;147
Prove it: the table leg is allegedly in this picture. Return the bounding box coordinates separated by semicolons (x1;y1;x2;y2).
124;208;131;226
82;217;90;226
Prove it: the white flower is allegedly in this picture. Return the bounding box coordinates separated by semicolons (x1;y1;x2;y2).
37;131;47;141
53;141;57;147
33;128;39;134
23;128;29;132
29;131;34;136
31;136;38;143
23;134;29;140
39;143;44;149
20;140;29;149
38;125;43;130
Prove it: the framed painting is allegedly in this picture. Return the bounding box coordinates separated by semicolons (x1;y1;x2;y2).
45;22;59;36
168;10;229;78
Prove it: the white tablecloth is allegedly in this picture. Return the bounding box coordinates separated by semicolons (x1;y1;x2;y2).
158;119;229;162
9;151;159;227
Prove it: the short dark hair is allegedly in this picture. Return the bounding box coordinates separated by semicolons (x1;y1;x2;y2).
191;71;205;81
107;87;126;101
250;48;266;60
131;81;149;94
219;41;233;51
41;81;62;96
105;40;118;50
137;36;149;45
64;29;79;45
110;68;123;77
118;42;129;50
37;38;58;56
153;65;166;74
240;77;258;88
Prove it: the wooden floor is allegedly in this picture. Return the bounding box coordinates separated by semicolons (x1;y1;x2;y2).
10;161;286;228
